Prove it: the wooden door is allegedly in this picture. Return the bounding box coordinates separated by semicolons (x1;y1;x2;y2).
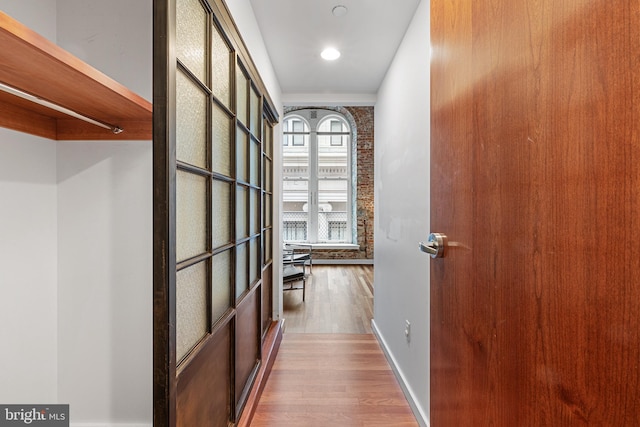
153;0;278;425
430;1;640;425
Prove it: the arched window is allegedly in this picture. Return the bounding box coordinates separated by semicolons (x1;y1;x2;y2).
282;109;353;243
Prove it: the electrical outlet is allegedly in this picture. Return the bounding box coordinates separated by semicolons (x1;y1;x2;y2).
405;320;411;343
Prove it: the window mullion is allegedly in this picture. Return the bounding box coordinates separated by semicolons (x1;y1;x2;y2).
308;129;319;243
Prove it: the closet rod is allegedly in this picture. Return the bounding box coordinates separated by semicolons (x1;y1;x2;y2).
0;82;123;134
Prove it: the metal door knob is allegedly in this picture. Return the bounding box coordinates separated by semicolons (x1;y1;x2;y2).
419;233;447;258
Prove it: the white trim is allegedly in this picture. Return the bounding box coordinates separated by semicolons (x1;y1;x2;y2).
372;320;430;427
282;93;377;106
313;258;373;265
308;243;360;250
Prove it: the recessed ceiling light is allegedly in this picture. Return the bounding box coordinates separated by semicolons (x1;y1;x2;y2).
321;47;341;61
332;5;348;17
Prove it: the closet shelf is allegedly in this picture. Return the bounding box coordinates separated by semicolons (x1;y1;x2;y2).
0;11;152;140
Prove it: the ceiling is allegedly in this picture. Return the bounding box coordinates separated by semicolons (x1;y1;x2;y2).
249;0;421;97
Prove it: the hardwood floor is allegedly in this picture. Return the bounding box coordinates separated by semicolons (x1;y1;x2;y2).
251;334;418;427
282;265;374;334
250;265;418;426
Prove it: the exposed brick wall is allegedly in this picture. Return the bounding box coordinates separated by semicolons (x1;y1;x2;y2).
346;106;374;261
284;106;374;261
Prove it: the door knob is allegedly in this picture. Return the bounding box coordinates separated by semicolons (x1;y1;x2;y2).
419;233;447;258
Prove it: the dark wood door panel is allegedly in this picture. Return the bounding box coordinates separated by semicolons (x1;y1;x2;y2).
236;288;261;412
431;0;640;425
176;323;232;427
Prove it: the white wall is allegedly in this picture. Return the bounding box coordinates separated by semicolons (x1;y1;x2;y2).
0;0;59;404
282;93;376;107
55;1;153;425
226;0;282;112
55;0;152;101
56;141;152;426
373;0;431;425
0;0;57;42
0;129;59;403
0;0;154;424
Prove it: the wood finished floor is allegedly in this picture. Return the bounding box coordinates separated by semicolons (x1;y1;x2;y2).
251;266;419;426
251;334;419;427
282;265;374;334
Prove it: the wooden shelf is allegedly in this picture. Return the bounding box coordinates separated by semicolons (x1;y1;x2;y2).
0;11;152;140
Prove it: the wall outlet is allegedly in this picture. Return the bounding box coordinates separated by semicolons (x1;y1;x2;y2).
405;320;411;343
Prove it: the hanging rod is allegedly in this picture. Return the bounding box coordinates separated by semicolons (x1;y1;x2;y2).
0;81;123;134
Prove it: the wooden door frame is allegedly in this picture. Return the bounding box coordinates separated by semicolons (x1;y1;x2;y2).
153;0;177;424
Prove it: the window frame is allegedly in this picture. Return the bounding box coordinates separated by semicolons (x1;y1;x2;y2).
282;109;353;244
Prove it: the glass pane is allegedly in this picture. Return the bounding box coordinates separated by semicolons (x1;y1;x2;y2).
211;24;231;108
176;170;208;262
318;179;349;242
282;178;307;241
283;131;309;179
176;0;207;83
236;242;248;299
236;65;248;125
283;212;308;241
318;134;348;179
264;228;272;263
319;179;348;205
237;127;249;183
264;158;272;192
176;261;208;362
284;117;310;148
318;118;348;133
236;185;248;239
282;120;308;241
212;249;232;324
250;188;260;236
263;121;272;158
250;87;260;137
212;179;232;249
212;103;232;177
250;139;260;186
250;237;259;285
264;193;272;228
176;71;208;169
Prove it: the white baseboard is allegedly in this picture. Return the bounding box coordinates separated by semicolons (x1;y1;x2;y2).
371;320;430;427
313;258;374;265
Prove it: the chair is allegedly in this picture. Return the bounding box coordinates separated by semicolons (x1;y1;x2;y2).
282;262;306;301
282;243;312;301
283;243;313;274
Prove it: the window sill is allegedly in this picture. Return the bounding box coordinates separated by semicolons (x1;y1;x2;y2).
308;243;360;250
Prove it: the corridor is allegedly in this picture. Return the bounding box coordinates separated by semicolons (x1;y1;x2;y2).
251;266;418;426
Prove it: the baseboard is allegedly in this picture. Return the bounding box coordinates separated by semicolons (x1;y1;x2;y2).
313;258;374;265
371;320;430;427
